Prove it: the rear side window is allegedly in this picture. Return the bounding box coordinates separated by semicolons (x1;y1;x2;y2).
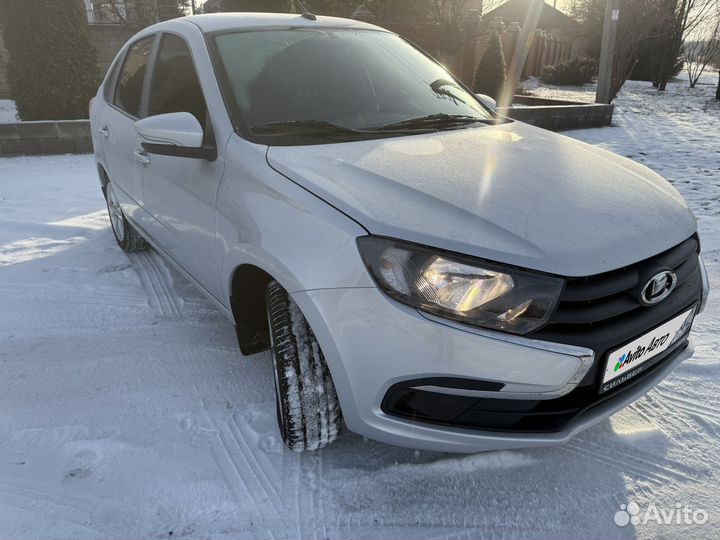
148;34;207;128
114;36;154;117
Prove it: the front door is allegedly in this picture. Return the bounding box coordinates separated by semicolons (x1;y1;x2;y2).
140;33;225;300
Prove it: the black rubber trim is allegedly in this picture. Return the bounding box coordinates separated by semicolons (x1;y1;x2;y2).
381;336;691;433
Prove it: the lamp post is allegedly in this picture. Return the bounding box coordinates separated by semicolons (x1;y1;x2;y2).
596;0;620;104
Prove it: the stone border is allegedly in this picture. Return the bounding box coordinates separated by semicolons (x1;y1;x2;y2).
498;96;614;131
0;120;92;156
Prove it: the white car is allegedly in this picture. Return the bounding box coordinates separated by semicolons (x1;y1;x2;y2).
90;13;709;453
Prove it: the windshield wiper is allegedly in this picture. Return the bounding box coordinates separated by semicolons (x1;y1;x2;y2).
251;119;436;138
374;113;495;131
251;119;368;136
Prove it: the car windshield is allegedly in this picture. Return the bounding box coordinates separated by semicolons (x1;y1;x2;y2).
212;28;496;143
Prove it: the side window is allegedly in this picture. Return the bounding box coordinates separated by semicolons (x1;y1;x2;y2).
148;34;208;128
103;53;124;102
114;36;154;117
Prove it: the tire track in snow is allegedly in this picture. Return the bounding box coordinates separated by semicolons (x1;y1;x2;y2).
580;436;710;482
129;251;182;317
316;451;328;540
0;478;96;529
0;500;103;538
0;283;148;308
226;414;282;509
558;443;674;485
307;454;319;540
653;389;720;422
561;438;707;485
284;451;304;540
183;381;280;539
128;251;219;321
639;392;720;452
0;476;95;508
196;416;277;539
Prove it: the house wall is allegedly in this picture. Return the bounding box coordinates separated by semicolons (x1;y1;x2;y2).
88;24;134;78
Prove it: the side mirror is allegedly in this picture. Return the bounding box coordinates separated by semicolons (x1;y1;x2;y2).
475;94;497;111
135;112;215;160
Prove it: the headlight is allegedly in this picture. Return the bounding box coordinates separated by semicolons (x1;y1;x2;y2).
357;236;563;335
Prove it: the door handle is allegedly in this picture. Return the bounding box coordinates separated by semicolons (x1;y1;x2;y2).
98;126;109;137
133;150;151;165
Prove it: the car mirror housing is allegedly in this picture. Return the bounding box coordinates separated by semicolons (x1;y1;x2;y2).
135;112;215;160
475;94;497;111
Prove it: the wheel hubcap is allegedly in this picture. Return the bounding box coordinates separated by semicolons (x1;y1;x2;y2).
106;184;125;242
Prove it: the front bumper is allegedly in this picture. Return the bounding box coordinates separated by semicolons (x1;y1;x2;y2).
292;287;695;453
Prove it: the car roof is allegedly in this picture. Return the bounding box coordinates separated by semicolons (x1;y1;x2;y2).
177;12;386;34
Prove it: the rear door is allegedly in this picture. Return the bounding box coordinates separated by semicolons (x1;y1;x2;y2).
101;34;157;221
140;32;225;299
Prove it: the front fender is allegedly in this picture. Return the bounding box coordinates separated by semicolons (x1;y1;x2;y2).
216;136;374;304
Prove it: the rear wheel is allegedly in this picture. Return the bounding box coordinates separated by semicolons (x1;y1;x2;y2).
266;281;342;452
105;182;147;252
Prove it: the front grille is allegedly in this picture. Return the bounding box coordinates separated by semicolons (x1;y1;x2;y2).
544;235;699;329
532;235;701;368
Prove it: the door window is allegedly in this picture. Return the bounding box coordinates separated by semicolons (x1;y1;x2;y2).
114;36;154;117
148;34;208;128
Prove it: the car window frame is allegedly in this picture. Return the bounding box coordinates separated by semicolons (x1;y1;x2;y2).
109;33;160;120
103;50;125;103
204;27;500;146
146;30;212;136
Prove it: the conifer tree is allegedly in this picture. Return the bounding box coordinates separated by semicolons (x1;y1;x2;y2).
473;32;506;100
0;0;99;120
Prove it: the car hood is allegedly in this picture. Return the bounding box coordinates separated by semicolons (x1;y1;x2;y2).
266;122;696;277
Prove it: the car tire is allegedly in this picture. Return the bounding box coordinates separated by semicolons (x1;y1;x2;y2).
266;281;342;452
105;182;148;252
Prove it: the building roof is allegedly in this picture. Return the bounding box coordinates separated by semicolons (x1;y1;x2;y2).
485;0;580;31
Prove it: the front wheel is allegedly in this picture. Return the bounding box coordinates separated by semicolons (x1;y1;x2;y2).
266;281;342;452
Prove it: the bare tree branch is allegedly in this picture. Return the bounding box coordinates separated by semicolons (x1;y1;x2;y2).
685;12;720;87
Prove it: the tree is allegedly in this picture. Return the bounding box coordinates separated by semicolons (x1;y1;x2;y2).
0;0;99;120
93;0;190;31
653;0;720;91
430;0;468;61
610;1;677;98
684;8;720;87
299;0;432;21
160;0;191;19
223;0;294;11
572;0;679;100
685;37;720;88
473;31;506;99
569;0;606;60
301;0;358;16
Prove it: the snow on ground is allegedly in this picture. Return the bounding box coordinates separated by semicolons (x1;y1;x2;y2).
0;72;719;540
0;99;18;123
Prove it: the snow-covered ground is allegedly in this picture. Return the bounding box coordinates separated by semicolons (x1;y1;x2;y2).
1;73;719;539
0;99;18;123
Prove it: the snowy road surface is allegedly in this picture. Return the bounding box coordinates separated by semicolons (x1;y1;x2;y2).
1;75;719;539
